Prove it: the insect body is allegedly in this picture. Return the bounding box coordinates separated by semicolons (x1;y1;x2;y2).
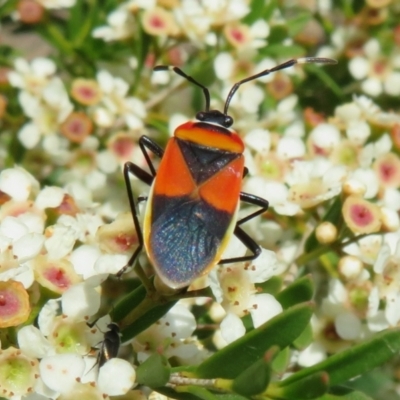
144;120;246;288
96;322;121;368
119;57;336;289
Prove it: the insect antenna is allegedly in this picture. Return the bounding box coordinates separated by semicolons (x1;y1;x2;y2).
223;57;337;115
154;65;211;112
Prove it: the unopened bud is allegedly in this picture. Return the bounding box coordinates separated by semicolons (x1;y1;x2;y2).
17;0;44;24
380;206;400;232
316;221;337;244
343;179;367;196
338;256;364;281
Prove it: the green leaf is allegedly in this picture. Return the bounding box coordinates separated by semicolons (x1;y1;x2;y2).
267;25;290;44
68;0;85;40
120;299;177;342
256;275;283;295
345;368;394;398
156;387;209;400
0;0;18;17
35;23;74;55
232;347;278;396
70;0;99;48
272;371;329;399
184;386;221;400
281;328;400;387
263;0;279;20
111;284;147;321
157;387;250;400
287;12;313;37
111;284;177;342
304;63;343;99
259;44;306;59
318;389;373;400
195;302;314;379
243;0;267;24
272;347;290;375
293;323;313;350
276;275;314;308
136;353;170;388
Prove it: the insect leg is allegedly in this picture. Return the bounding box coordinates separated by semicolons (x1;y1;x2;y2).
219;192;269;264
139;135;164;177
116;136;163;277
237;192;269;225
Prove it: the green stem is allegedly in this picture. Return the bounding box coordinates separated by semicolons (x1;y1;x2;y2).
295;244;332;266
319;253;339;278
119;294;156;328
40;23;74;54
134;263;154;293
169;287;214;301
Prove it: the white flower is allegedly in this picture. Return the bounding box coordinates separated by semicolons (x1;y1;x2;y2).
213;52;266;114
334;97;378;146
220;313;245;344
44;223;79;259
265;94;299;127
382;188;400;211
244;128;271;154
11;62;73;149
249;293;282;328
346;120;371;146
0;215;44;288
18;325;54;359
93;70;147;130
92;7;135;41
344;234;382;265
276;136;306;159
309;123;341;152
174;0;249;43
209;247;280;342
334;312;362;340
39;354;85;393
244;177;301;216
37;0;76;8
0;166;39;201
133;303;198;362
61;282;101;319
286;159;347;208
35;186;65;209
348;168;379;199
97;358;136;395
16;77;73;149
42;77;73;122
223;19;269;50
125;0;156;10
174;1;213;43
367;248;400;330
8;57;56;95
44;213;104;261
358;133;392;168
17;299;123;396
298;342;327;367
348;39;400;97
246;248;279;283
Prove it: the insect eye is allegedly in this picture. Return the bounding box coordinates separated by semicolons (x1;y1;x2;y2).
196;111;206;121
223;116;233;128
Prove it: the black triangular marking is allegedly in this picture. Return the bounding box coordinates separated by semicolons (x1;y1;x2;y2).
177;138;241;185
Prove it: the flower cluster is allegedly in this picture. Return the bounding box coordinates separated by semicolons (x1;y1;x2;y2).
1;0;400;399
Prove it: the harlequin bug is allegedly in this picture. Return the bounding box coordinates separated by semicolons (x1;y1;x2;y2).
118;57;336;289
